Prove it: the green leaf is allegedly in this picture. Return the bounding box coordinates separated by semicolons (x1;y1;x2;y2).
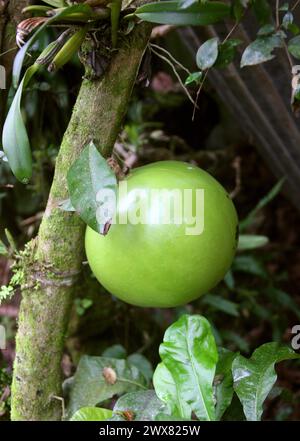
67;141;117;234
214;348;237;420
154;314;218;421
66;355;147;418
2;65;39;183
13;4;92;87
240;179;284;230
237;234;269;251
202;294;239;317
265;287;300;321
233;255;268;279
109;390;167;421
155;413;191;421
0;241;8;256
70;407;113;421
185;71;202;85
153;362;192;419
127;353;153;385
215;39;242;68
252;0;271;25
232;343;300;421
282;11;293;30
134;1;230;26
241;32;284;67
102;344;127;359
196;37;219;70
288;35;300;59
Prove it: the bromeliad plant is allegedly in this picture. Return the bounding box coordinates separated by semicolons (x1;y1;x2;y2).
65;314;300;421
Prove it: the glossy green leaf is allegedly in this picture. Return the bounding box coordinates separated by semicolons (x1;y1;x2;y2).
232;343;300;421
67;141;117;234
134;1;230;26
215;39;242;68
202;294;239;317
196;37;219;70
13;4;92;88
127;353;153;385
155;314;218;421
2;64;39;183
66;355;147;418
241;32;284;67
185;71;202;85
70;407;113;421
237;234;269;251
109;390;167;421
153;362;192;419
288;35;300;59
155;413;191;421
214;348;237;420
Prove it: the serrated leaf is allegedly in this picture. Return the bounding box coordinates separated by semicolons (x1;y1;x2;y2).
214;348;237;420
109;390;167;421
66;355;147;419
196;37;219;70
241;32;284;67
70;407;113;421
134;1;230;26
202;294;239;317
154;314;218;421
232;343;300;421
288;35;300;59
237;235;269;251
67;141;117;234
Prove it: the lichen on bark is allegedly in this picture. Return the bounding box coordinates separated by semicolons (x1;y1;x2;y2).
11;22;152;421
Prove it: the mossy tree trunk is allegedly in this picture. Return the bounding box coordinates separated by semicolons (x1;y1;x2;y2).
11;23;151;421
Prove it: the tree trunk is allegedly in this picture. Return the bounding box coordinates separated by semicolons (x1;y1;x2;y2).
11;22;151;421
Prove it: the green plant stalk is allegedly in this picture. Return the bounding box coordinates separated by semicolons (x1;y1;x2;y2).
11;21;152;421
110;0;122;48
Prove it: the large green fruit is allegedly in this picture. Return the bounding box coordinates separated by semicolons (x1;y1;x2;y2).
85;160;238;308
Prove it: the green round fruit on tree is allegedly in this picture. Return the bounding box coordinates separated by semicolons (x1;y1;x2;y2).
85;160;238;308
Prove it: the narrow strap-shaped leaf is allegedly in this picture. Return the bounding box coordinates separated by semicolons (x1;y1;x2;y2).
134;1;230;26
2;64;39;183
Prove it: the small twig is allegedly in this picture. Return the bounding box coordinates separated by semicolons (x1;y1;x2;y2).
275;0;280;28
192;70;208;121
223;21;240;43
150;43;191;76
150;46;197;108
291;0;300;11
230;156;242;199
51;395;66;420
0;46;17;58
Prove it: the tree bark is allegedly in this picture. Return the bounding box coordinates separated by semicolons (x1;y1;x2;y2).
11;22;151;421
